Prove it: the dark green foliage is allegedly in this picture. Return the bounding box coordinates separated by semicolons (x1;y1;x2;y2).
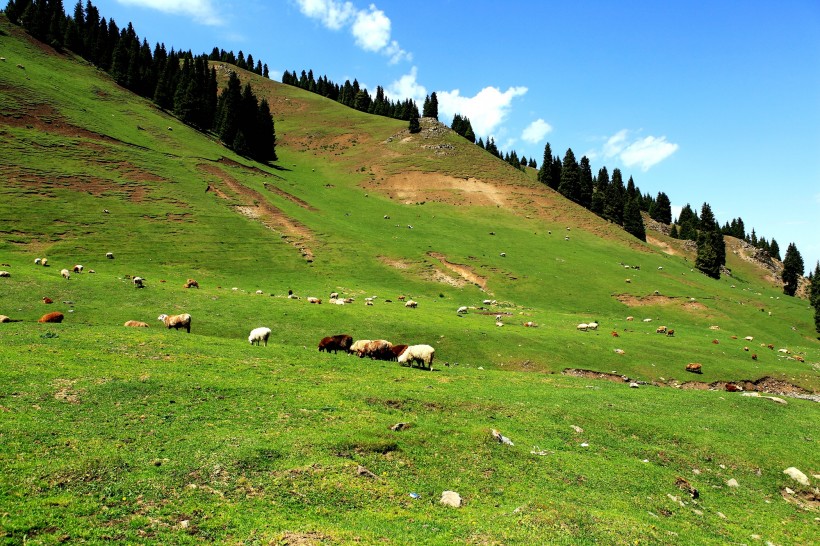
696;230;722;279
578;156;593;209
770;239;780;260
810;262;820;332
537;143;552;186
650;192;672;224
782;243;804;297
623;197;646;241
604;168;625;224
422;92;438;120
408;108;421;134
558;148;580;203
669;224;679;238
451;114;475;143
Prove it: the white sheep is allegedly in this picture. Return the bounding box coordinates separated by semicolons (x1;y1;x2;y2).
133;276;144;288
330;292;339;299
457;306;468;314
34;258;42;265
72;265;84;273
577;323;589;331
405;300;418;308
307;297;322;304
60;269;71;280
158;313;191;333
248;327;272;346
0;271;9;278
397;344;435;370
350;339;373;357
106;252;114;259
334;299;346;305
41;258;48;266
587;322;598;331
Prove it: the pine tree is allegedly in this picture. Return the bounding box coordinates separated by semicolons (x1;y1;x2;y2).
770;239;781;260
604;168;625;224
810;261;820;333
408;107;421;134
578;156;593;209
421;92;438;120
695;230;722;279
650;192;672;224
781;243;804;296
537;143;552;186
216;71;242;145
623;196;646;241
558;148;580;202
669;224;679;238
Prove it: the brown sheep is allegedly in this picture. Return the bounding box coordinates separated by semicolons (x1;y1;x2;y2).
157;313;191;333
656;326;668;334
611;331;619;337
318;334;353;354
389;344;409;361
666;329;675;337
362;340;393;359
685;363;702;374
39;312;64;323
43;297;53;304
751;353;758;360
124;320;150;327
184;279;199;289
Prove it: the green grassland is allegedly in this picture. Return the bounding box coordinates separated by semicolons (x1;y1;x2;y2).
1;18;818;544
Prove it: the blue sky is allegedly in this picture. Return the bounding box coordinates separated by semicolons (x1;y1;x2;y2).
91;0;820;273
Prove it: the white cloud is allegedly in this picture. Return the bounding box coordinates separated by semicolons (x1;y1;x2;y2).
295;0;409;63
116;0;223;26
521;118;553;144
600;129;678;171
437;86;528;139
385;66;427;106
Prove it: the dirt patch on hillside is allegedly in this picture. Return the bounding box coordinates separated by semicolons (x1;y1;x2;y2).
263;183;317;211
378;256;411;270
373;172;507;207
428;252;488;290
614;293;707;311
198;163;315;261
563;369;817;400
2;103;117;143
646;235;685;257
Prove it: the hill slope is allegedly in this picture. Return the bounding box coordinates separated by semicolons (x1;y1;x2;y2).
1;18;818;544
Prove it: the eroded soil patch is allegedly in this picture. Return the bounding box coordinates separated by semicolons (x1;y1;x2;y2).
563;369;817;401
198;163;314;261
615;293;707;311
428;252;488;290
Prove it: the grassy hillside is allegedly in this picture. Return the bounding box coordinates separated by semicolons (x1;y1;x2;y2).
1;18;818;544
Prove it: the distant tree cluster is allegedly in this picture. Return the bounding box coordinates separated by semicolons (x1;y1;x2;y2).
281;69;420;122
6;0;276;162
450;114;475;143
809;262;820;333
422;92;438;120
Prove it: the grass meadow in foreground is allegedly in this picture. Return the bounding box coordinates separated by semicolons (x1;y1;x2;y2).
1;323;818;545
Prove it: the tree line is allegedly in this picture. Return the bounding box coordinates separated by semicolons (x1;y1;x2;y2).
281;69;420;122
5;0;276;162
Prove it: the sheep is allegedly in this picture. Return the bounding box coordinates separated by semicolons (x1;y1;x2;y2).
333;299;346;305
626;316;634;321
248;327;272;346
43;297;53;304
256;290;263;295
725;383;742;392
307;297;322;304
744;336;754;342
577;323;589;332
0;271;9;277
72;265;83;273
34;258;42;265
685;363;703;374
656;326;668;334
587;322;598;331
0;315;11;323
184;279;199;289
523;321;537;328
124;320;149;327
495;321;504;327
41;258;48;266
362;339;393;360
133;276;144;288
457;306;469;314
318;334;353;354
350;339;373;357
38;312;64;323
330;292;339;299
642;318;652;323
405;300;418;308
365;300;374;306
106;252;114;259
343;298;354;304
389;344;409;361
397;295;406;301
666;329;675;337
611;331;619;337
157;313;191;333
60;269;71;280
397;344;435;370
